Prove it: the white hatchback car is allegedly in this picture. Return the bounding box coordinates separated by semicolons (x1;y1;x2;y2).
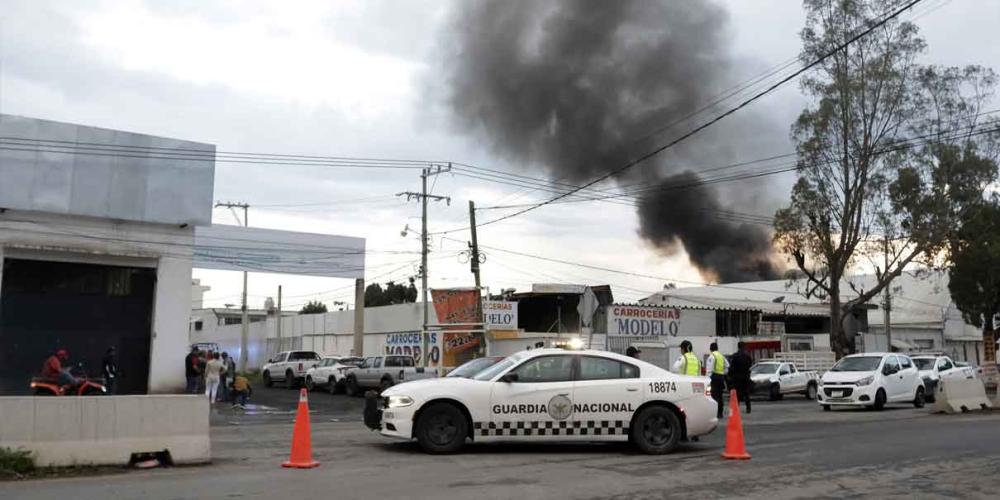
305;356;363;394
817;353;926;411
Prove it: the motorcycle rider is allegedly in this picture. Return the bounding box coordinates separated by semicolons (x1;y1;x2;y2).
42;349;78;388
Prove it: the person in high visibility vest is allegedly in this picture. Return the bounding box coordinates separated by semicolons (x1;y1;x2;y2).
672;340;701;376
708;342;729;419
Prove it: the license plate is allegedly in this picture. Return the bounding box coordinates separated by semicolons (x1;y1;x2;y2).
383;411;395;420
831;391;843;398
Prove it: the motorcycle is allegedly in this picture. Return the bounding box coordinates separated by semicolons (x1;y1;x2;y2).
30;362;108;396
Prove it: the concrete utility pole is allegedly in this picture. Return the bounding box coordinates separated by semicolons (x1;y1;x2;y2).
397;164;451;366
276;285;282;340
216;201;250;372
883;238;892;352
353;278;365;357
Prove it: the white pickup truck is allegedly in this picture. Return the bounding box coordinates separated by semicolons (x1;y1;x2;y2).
751;361;819;400
344;355;436;396
262;350;322;389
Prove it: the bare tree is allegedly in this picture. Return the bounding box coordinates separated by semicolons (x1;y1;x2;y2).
774;0;998;357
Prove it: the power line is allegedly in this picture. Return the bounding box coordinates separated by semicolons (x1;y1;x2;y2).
437;118;1000;235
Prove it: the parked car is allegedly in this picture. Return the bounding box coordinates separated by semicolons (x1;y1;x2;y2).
952;360;982;378
750;361;819;400
305;356;364;393
817;353;925;411
262;351;322;389
911;354;965;402
446;356;505;378
344;355;436;396
190;342;220;353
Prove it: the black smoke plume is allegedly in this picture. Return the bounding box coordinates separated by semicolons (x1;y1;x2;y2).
440;0;780;282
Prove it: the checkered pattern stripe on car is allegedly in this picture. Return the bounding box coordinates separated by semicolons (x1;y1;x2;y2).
472;420;630;437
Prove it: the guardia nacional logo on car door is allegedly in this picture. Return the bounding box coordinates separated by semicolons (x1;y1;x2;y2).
547;394;573;420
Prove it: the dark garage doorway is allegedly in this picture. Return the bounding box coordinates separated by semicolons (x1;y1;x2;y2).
0;258;155;395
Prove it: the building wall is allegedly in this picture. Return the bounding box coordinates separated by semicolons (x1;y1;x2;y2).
0;114;214;226
0;211;194;393
195;302;442;370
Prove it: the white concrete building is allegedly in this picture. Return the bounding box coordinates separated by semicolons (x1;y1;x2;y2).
0;114;214;394
640;270;986;364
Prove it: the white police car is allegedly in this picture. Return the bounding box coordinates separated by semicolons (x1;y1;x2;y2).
364;348;719;454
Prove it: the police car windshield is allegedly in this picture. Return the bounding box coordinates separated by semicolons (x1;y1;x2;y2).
448;357;503;378
831;356;882;372
913;358;935;370
473;357;519;381
751;364;779;375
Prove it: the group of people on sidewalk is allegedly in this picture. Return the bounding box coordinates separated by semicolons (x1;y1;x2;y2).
184;346;251;408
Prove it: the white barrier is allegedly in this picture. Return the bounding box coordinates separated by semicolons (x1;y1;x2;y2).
931;376;993;414
0;395;210;467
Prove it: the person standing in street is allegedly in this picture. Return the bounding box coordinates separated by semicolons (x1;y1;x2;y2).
220;352;236;402
204;352;225;402
729;341;753;414
184;347;201;394
707;342;729;419
672;340;701;376
102;346;119;395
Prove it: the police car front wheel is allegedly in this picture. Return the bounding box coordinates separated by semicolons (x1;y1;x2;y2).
630;406;682;454
415;403;468;454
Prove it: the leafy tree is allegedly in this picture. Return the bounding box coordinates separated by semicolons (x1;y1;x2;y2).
948;198;1000;364
364;278;418;307
299;300;328;315
773;0;999;357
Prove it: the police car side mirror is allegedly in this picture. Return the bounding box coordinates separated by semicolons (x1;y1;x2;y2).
500;373;519;383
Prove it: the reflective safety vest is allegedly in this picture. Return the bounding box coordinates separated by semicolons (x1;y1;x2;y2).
711;351;725;375
683;352;701;376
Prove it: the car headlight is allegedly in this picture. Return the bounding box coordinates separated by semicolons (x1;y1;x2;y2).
386;395;414;408
855;375;875;386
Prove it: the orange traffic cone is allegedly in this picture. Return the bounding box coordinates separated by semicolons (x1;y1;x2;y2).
721;389;751;460
282;388;320;468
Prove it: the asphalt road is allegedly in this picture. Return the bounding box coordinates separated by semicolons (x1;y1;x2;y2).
4;387;999;500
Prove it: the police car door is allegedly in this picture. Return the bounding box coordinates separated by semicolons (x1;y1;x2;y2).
572;355;642;441
489;354;575;440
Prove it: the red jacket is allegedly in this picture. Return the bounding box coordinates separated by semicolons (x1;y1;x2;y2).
42;355;62;379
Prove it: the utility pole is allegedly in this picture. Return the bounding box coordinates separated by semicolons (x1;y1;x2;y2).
276;285;282;341
216;201;250;372
468;200;482;289
397;164;451;366
883;238;892;352
469;200;487;357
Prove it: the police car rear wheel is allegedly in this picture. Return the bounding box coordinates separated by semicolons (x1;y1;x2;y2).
415;403;467;454
631;406;681;455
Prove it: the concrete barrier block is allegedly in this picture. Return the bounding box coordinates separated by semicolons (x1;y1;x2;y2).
932;376;993;414
0;397;35;442
0;395;210;467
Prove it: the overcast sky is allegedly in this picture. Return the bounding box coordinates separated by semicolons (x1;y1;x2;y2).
2;0;997;310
